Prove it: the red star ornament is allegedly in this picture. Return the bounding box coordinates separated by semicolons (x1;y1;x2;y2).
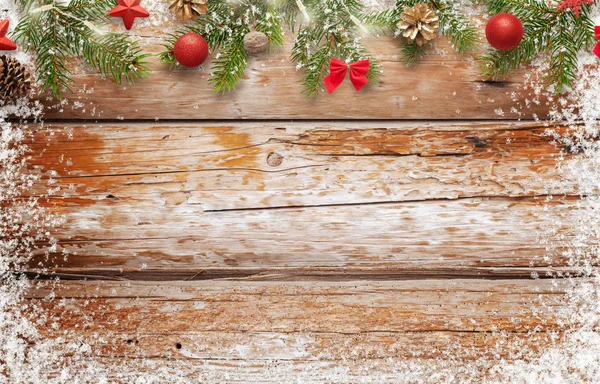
0;20;17;51
108;0;149;30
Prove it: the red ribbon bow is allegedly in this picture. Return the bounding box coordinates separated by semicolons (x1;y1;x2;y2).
594;26;600;58
323;58;370;94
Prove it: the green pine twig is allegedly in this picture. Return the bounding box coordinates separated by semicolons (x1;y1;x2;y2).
401;42;427;65
13;0;150;99
291;0;380;97
481;0;595;93
364;0;479;66
160;0;287;93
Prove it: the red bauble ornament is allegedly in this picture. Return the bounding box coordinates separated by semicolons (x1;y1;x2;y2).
0;20;17;51
109;0;149;30
173;33;209;68
486;13;524;51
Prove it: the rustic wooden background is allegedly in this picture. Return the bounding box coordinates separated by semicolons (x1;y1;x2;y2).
23;31;582;381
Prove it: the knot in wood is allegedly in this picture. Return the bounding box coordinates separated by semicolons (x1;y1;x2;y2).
466;136;488;148
266;152;283;167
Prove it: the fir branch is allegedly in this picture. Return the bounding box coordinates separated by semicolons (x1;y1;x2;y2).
290;26;315;68
401;41;427;65
480;0;595;93
68;0;116;20
158;34;178;67
160;0;286;92
209;29;250;93
274;0;304;31
302;36;335;96
432;0;479;54
255;2;285;49
13;0;150;99
364;0;479;66
484;0;554;17
80;34;150;85
35;12;72;97
567;5;595;51
480;16;554;80
548;14;579;92
12;12;43;48
52;9;150;84
291;0;380;97
362;8;398;31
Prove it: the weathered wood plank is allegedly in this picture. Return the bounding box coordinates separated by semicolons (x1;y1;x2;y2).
41;37;548;120
23;120;580;275
30;196;576;273
40;330;555;361
29;276;569;299
28;279;570;338
37;356;532;383
25;279;573;371
28;121;574;212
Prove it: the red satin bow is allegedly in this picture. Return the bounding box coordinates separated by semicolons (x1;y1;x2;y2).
594;26;600;58
323;58;370;94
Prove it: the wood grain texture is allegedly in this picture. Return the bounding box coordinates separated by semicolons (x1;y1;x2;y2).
28;121;574;211
31;196;576;274
23;121;579;277
27;279;573;365
16;20;584;381
36;357;562;384
40;37;550;120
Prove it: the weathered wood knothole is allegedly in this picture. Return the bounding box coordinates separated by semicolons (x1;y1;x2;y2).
22;30;585;381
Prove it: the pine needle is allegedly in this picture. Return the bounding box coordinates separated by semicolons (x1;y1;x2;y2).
13;0;150;99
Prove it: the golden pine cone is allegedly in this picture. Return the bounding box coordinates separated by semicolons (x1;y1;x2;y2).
0;55;31;103
168;0;208;21
397;4;439;46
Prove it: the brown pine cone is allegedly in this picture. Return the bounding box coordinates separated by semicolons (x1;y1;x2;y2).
0;55;31;103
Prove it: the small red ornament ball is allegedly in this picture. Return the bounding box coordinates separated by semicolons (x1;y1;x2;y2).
173;33;209;68
485;13;524;51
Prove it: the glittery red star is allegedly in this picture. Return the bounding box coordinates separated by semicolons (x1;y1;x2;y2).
557;0;594;16
0;20;17;51
108;0;149;30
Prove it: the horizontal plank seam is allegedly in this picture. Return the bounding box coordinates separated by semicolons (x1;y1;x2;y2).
78;330;565;336
34;355;538;363
18;270;594;282
31;118;550;124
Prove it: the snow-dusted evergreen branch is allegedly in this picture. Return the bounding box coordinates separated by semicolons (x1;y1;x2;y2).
12;0;150;98
364;0;479;65
160;0;286;93
290;0;380;97
480;0;595;93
